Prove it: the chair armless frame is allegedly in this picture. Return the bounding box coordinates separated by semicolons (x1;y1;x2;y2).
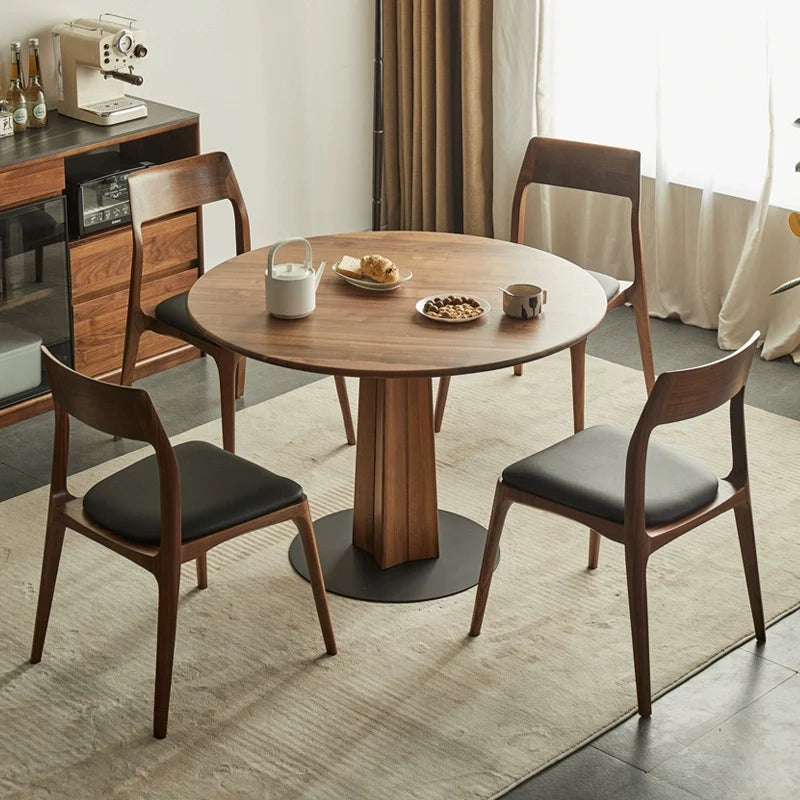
32;347;336;738
469;332;764;716
434;136;655;436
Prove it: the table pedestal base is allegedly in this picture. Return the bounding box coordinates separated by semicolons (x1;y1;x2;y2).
288;509;499;603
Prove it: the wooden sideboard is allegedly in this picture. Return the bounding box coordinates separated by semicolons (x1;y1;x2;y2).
0;100;202;428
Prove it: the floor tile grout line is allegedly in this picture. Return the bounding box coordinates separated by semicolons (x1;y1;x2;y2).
749;649;800;675
591;658;799;775
0;461;44;485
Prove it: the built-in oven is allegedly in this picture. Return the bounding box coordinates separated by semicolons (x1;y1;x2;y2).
0;195;73;409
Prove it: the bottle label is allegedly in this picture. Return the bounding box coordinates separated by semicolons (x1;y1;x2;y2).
12;107;28;125
0;112;13;137
32;103;46;121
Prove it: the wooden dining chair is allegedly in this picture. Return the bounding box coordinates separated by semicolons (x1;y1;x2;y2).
469;332;764;717
119;152;356;452
434;136;656;435
31;347;337;739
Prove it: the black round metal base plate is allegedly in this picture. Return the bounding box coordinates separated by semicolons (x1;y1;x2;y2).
288;509;499;603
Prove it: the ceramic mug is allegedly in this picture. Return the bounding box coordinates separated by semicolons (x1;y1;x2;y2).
502;283;547;320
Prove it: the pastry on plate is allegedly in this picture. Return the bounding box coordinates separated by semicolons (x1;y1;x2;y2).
360;254;399;283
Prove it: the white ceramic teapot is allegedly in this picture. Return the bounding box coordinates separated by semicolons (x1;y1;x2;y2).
265;237;325;319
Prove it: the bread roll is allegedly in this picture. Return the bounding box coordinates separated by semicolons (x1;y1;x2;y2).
360;254;399;283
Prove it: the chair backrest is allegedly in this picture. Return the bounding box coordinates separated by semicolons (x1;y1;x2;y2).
126;151;251;307
638;332;759;430
42;347;177;499
510;137;643;283
625;332;760;519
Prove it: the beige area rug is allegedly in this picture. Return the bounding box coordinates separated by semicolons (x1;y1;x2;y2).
2;352;800;799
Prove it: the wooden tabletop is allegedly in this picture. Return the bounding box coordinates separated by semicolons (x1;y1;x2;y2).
187;230;607;378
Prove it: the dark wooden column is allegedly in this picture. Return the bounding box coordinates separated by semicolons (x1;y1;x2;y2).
353;377;439;569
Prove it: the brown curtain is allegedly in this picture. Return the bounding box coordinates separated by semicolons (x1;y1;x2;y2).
383;0;493;236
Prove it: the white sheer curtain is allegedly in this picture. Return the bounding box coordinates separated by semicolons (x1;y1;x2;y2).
493;0;800;361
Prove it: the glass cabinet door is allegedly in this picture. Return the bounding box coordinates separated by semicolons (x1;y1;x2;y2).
0;195;73;408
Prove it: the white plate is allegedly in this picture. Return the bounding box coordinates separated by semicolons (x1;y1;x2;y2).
332;262;413;291
415;294;490;323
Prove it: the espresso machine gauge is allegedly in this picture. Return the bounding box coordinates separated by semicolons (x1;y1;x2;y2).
113;30;135;56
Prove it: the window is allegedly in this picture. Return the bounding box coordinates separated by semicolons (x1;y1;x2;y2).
537;0;800;207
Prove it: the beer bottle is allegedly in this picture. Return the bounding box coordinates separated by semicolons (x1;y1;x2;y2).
7;42;27;132
25;37;47;128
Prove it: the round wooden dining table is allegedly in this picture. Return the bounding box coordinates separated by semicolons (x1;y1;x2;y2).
187;230;607;602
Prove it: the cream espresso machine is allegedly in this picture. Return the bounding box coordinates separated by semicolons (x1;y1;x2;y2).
51;14;148;126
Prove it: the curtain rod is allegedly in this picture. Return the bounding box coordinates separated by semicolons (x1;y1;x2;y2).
372;0;384;232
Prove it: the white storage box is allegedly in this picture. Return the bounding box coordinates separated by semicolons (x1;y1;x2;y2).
0;322;42;400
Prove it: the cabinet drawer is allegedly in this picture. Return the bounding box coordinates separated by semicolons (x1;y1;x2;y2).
69;211;198;303
0;160;65;210
73;269;197;377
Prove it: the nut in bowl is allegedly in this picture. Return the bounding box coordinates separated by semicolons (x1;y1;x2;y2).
416;294;490;323
501;283;547;320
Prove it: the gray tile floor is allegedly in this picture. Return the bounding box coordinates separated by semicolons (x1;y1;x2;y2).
507;311;800;800
1;308;799;799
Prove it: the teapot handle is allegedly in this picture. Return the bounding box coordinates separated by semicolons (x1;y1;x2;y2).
266;237;312;278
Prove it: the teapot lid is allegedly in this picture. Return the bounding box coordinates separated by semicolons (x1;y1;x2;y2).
270;262;313;280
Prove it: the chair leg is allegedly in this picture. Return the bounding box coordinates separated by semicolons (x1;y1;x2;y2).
153;571;180;739
120;318;143;390
569;337;601;567
569;337;587;434
513;364;523;377
35;245;44;283
30;514;67;663
625;544;652;716
195;553;208;590
734;501;766;641
587;529;602;570
630;289;656;394
115;319;143;441
470;486;513;637
235;356;247;399
334;376;356;446
214;352;238;453
294;504;337;655
434;376;450;433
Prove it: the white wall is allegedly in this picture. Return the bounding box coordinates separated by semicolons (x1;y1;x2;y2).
3;1;375;266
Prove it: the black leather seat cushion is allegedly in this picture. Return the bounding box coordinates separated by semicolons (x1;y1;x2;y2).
154;291;210;342
587;270;620;302
83;441;304;546
502;424;719;527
